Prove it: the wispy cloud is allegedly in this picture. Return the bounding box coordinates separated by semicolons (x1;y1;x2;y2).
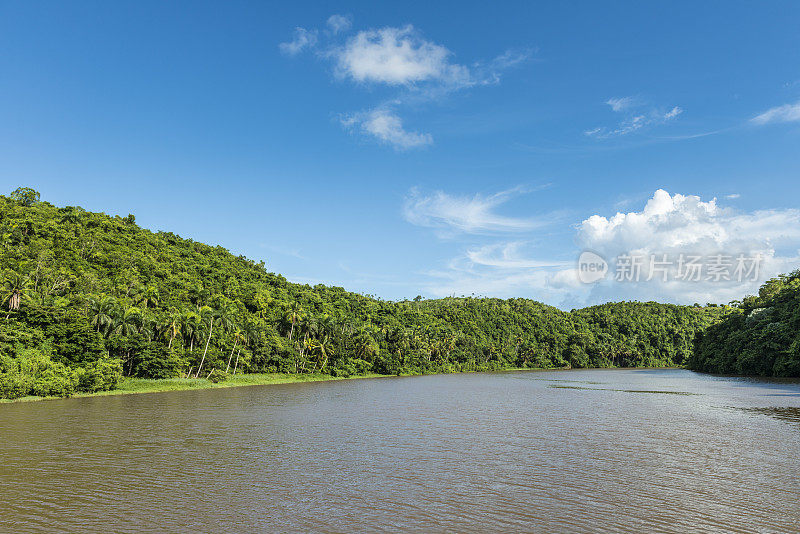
606;96;636;112
326;14;352;35
466;242;570;268
751;100;800;125
279;27;318;56
259;243;305;259
342;108;432;150
403;187;543;234
586;102;683;139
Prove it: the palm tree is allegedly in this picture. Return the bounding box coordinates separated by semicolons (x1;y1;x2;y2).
136;286;159;309
2;271;32;317
318;314;336;338
355;327;378;361
217;303;237;336
182;310;201;352
225;327;242;373
233;323;253;375
195;306;216;378
312;334;332;371
88;295;118;336
165;309;182;349
187;284;209;311
285;301;303;340
112;306;142;337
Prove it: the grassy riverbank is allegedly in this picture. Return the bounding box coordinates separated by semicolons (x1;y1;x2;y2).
0;372;389;403
1;367;566;403
0;366;677;404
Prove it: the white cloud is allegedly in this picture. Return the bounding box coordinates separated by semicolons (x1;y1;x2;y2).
663;106;682;119
586;105;683;138
326;14;352;34
335;25;471;87
403;187;541;234
342;108;432;150
410;189;800;307
751;101;800;125
576;189;800;304
282;19;529;150
471;49;532;85
606;97;635;112
725;193;741;199
279;27;318;55
467;242;570;269
417;242;581;300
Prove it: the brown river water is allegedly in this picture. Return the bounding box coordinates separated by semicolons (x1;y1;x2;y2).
1;368;799;533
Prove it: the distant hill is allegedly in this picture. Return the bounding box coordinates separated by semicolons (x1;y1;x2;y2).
0;188;725;398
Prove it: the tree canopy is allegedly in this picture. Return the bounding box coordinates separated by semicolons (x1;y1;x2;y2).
688;270;800;376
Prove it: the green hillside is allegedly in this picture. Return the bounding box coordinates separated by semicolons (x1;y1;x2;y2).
689;271;800;376
1;188;724;398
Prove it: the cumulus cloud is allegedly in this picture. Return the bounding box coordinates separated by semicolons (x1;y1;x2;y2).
326;14;352;34
334;25;471;87
576;189;800;304
403;187;542;234
279;27;318;55
342;108;432;150
751;101;800;125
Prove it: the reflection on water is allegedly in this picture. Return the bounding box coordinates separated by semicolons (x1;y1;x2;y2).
549;384;698;395
729;406;800;426
1;368;800;533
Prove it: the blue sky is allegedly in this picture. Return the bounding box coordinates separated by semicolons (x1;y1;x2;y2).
2;1;799;307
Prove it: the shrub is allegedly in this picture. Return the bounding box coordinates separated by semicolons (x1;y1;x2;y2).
0;345;78;398
0;345;122;399
207;369;227;383
77;358;123;392
133;345;184;379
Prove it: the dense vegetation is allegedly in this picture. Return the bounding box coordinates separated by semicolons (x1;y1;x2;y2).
689;270;800;377
1;188;725;398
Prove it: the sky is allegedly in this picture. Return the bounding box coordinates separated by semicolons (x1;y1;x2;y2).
1;1;799;308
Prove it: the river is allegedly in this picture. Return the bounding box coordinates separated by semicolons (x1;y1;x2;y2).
1;369;799;533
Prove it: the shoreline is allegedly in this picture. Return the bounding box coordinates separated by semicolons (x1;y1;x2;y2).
0;366;687;404
0;372;392;404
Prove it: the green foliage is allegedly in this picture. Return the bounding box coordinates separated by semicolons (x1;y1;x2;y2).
0;188;733;398
689;271;800;376
207;369;227;383
0;343;121;399
76;358;123;392
9;187;40;207
0;345;77;398
132;345;184;379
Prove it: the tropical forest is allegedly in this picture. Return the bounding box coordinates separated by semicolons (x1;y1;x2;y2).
1;187;797;399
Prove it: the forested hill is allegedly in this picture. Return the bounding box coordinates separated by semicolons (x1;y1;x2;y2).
689;271;800;377
1;188;724;398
